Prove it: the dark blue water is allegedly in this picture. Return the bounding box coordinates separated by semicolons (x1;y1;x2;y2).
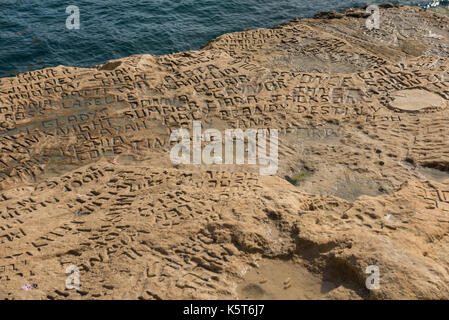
0;0;447;77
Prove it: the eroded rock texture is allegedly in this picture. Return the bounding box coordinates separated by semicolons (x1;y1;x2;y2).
0;5;448;299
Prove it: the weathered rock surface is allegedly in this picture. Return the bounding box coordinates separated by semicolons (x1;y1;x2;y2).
0;5;448;300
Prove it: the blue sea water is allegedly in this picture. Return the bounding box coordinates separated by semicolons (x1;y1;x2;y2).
0;0;447;77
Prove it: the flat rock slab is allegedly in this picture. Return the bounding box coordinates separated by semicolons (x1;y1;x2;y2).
0;5;449;300
390;89;447;111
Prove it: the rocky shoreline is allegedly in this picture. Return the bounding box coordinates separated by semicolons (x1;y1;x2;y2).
0;4;448;299
430;5;449;16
